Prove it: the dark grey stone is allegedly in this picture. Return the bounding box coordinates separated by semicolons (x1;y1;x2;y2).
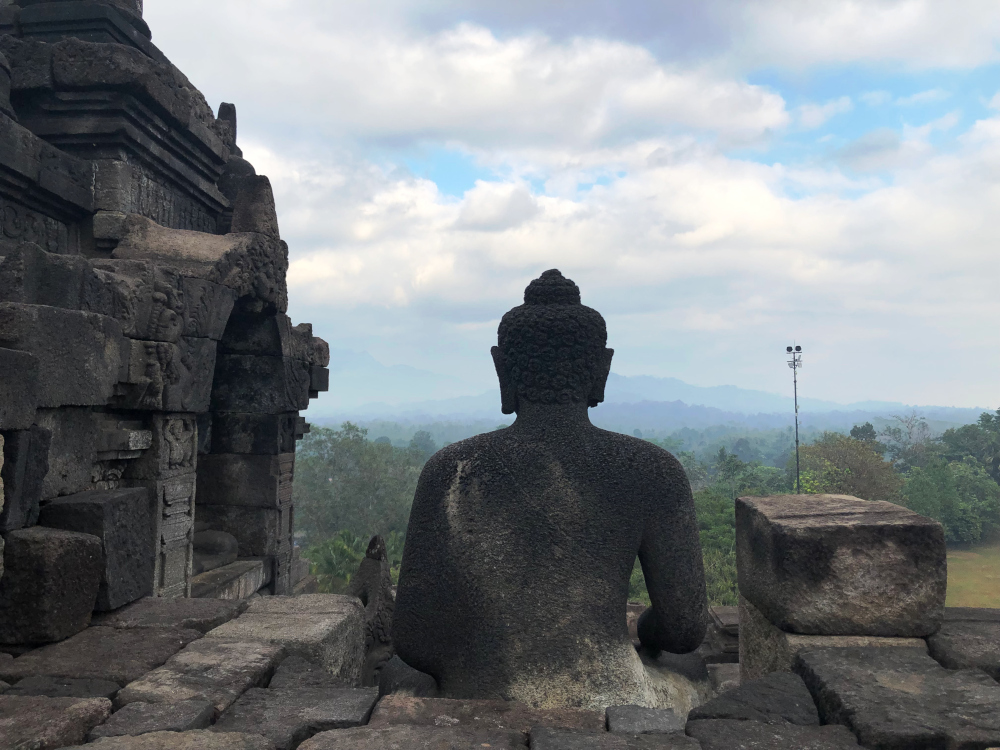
88;698;216;740
269;656;349;690
347;536;394;687
686;671;818;726
212;686;379;750
606;705;684;734
181;277;237;340
685;720;859;750
230;175;280;238
377;655;439;698
196;453;294;509
393;271;707;707
0;694;112;749
736;495;946;637
794;646;1000;749
6;675;120;700
0;526;102;644
298;725;525;750
211;355;310;413
927;607;1000;681
195;505;286;558
531;727;699;750
0;626;202;686
0;424;50;531
0;347;39;430
193;530;240;575
38;488;155;611
35;407;99;498
211;413;300;455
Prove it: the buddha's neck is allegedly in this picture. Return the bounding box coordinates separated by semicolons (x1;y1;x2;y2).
510;401;594;436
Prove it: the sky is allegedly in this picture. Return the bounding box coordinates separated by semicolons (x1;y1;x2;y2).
145;0;1000;409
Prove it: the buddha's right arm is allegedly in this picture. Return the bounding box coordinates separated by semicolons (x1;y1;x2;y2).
636;457;708;654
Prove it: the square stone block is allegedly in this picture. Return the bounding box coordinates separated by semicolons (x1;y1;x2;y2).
74;730;278;749
0;347;39;430
210;413;299;455
196;453;294;508
685;720;859;750
93;596;248;633
0;694;111;749
207;595;364;683
927;607;1000;681
0;424;49;531
195;505;284;557
211;355;310;414
736;494;946;636
298;725;525;750
738;594;926;682
191;559;269;599
39;488;155;611
531;728;699;749
88;698;216;740
0;527;102;644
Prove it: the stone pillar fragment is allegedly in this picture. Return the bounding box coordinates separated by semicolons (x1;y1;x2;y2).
0;424;51;531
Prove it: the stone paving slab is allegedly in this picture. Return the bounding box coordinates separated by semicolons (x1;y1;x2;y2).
795;646;1000;749
88;699;216;740
73;729;276;749
0;626;202;686
687;671;818;726
298;725;527;749
268;655;349;690
368;695;606;738
212;686;379;750
5;674;120;699
606;706;684;734
92;596;249;633
207;595;363;683
927;609;1000;681
117;638;286;714
0;694;112;750
685;719;859;750
532;728;699;749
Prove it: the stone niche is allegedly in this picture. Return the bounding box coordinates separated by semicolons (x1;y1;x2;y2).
0;0;329;646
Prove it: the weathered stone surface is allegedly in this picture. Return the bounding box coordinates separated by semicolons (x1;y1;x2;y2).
300;726;526;750
738;593;927;682
231;175;280;238
196;505;288;557
0;626;202;686
5;675;120;699
192;559;269;599
795;646;1000;749
39;488;155;611
706;664;739;694
116;638;286;714
114;337;217;412
0;302;125;408
687;671;818;725
685;719;859;750
207;595;364;682
194;529;240;574
0;694;112;750
213;686;379;750
211;413;300;455
269;656;349;690
606;705;684;734
79;730;277;750
88;699;216;740
347;536;394;686
35;407;99;498
212;356;310;413
736;494;946;637
197;453;295;507
369;695;606;737
0;526;102;644
0;679;8;693
532;728;698;749
92;596;249;633
927;607;1000;681
378;655;439;698
0;347;38;430
0;424;49;531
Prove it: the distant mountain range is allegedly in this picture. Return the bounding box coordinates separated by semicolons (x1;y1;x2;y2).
308;349;988;432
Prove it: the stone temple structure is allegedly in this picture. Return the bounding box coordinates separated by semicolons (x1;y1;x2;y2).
0;0;329;642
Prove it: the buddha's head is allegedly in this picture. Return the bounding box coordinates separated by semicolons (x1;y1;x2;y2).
492;269;614;415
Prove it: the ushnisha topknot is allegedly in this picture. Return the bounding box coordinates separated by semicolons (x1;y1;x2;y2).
523;269;582;306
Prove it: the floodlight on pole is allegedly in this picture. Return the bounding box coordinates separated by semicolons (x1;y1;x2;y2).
786;344;803;493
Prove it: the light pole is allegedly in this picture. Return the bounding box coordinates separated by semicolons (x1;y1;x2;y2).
786;345;802;493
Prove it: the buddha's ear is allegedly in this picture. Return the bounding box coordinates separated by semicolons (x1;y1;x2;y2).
491;346;519;415
587;348;614;407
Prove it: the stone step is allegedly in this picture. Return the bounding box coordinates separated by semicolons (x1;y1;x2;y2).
192;559;270;600
0;694;111;749
92;596;249;633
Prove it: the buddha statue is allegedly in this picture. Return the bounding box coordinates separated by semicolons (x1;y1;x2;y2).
392;269;708;710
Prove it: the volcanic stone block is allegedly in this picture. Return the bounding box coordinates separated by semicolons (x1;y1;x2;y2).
684;720;859;750
6;675;120;700
91;596;248;633
309;365;328;395
368;695;606;737
195;506;284;557
0;425;50;531
88;699;217;740
230;175;280;238
269;656;349;690
0;302;125;408
181;277;237;340
687;671;818;725
211;413;299;455
794;646;1000;749
220;313;303;359
531;728;698;749
706;663;739;693
39;488;154;611
377;655;438;698
298;725;526;750
212;686;379;750
0;626;202;686
0;526;102;644
738;594;926;682
125;414;198;480
193;529;239;574
736;494;946;636
116;639;286;714
207;595;364;682
0;347;38;430
211;355;310;413
35;407;98;498
927;607;1000;681
606;705;684;734
0;694;112;750
79;731;277;750
197;453;294;508
116;338;217;412
191;559;269;600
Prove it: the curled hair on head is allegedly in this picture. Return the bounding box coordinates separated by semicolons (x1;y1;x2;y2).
497;269;608;407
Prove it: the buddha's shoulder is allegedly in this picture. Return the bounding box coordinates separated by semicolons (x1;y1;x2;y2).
591;428;687;475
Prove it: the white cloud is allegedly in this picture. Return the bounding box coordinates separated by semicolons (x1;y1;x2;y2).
861;91;892;106
896;88;951;106
798;96;853;129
